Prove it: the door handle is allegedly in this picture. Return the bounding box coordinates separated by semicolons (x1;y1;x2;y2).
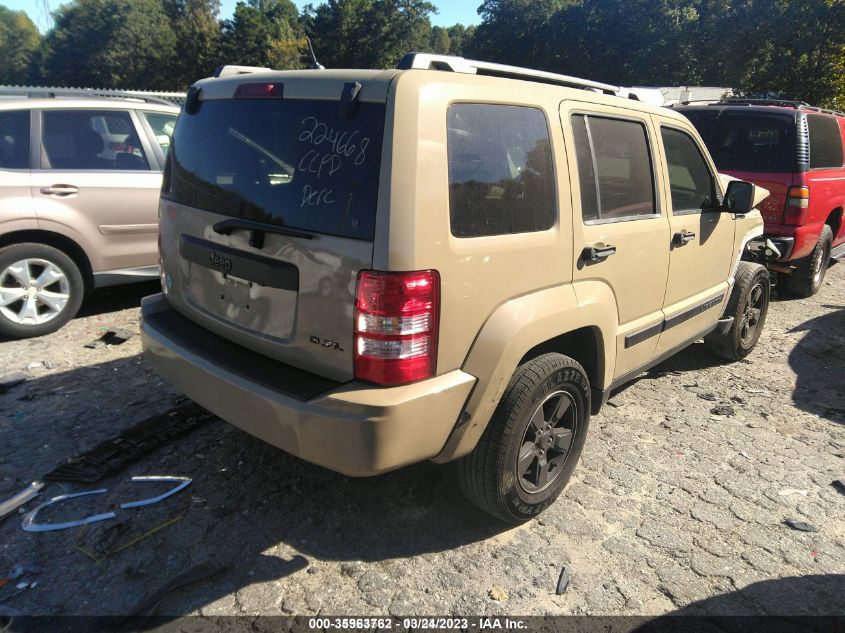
673;230;696;246
583;244;617;262
40;185;79;196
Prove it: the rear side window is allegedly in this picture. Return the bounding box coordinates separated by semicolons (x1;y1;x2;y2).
661;127;716;214
447;104;555;237
707;111;795;173
0;110;30;169
42;110;150;171
807;114;844;169
168;99;385;241
142;112;178;156
571;114;656;222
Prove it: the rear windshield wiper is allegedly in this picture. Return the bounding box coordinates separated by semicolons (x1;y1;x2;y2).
212;218;315;248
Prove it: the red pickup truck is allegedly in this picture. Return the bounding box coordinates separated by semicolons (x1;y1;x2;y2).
675;100;845;296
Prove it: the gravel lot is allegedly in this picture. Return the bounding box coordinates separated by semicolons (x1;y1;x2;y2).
0;264;843;619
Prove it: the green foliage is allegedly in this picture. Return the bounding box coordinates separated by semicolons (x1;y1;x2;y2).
0;7;40;84
163;0;222;86
468;0;845;109
3;0;844;108
220;0;306;69
38;0;177;89
304;0;436;68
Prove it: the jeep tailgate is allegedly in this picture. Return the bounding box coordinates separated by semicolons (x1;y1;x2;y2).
158;76;390;383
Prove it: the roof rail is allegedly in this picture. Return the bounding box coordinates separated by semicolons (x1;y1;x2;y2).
720;98;810;108
0;85;184;106
213;65;272;78
396;53;636;99
670;97;845;117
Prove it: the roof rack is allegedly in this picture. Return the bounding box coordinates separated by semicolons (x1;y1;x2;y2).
670;97;845;117
396;53;637;100
720;98;810;108
0;85;185;106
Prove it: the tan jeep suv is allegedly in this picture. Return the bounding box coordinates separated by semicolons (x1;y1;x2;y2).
141;55;770;522
0;92;179;338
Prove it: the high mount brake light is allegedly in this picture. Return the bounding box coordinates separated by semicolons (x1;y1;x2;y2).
233;83;284;99
354;270;440;386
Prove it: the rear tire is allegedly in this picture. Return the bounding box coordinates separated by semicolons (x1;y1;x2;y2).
704;261;769;361
784;224;833;297
0;243;84;339
454;353;590;523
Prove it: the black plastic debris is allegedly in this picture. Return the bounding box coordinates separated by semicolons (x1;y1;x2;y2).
783;517;818;533
128;557;229;617
710;405;736;417
84;327;136;349
44;403;214;484
0;371;26;395
832;480;845;496
556;564;572;594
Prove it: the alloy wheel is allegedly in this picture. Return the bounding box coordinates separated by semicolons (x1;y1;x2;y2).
739;282;764;346
0;258;71;325
517;390;578;494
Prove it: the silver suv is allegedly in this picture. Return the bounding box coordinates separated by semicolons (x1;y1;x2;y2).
0;91;180;338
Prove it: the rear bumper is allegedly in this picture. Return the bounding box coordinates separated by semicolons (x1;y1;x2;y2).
140;294;476;476
764;224;823;261
766;236;795;262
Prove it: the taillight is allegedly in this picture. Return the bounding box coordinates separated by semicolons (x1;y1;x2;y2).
354;270;440;386
784;185;809;225
233;83;284;98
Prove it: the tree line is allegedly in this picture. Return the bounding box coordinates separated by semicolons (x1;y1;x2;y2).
0;0;842;108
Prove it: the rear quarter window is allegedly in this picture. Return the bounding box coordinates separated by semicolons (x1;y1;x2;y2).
0;110;30;169
447;104;556;238
807;114;844;169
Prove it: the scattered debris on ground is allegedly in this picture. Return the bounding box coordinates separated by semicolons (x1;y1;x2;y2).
127;557;230;617
0;481;45;522
710;405;736;417
783;517;819;533
44;403;212;484
556;565;572;595
84;327;136;349
488;586;508;602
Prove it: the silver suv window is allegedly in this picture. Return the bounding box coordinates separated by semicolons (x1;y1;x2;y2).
0;110;30;170
142;111;177;156
572;114;656;222
447;104;555;238
41;109;149;171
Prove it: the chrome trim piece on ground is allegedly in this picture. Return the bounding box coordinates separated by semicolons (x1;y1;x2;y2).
0;481;45;521
120;476;192;509
21;489;115;532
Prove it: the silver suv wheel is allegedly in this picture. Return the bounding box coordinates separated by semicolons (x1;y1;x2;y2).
0;258;71;325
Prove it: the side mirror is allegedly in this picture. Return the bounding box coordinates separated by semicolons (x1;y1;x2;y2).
722;180;755;213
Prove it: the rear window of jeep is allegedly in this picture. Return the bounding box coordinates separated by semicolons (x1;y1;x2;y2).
447;104;555;237
165;99;385;241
